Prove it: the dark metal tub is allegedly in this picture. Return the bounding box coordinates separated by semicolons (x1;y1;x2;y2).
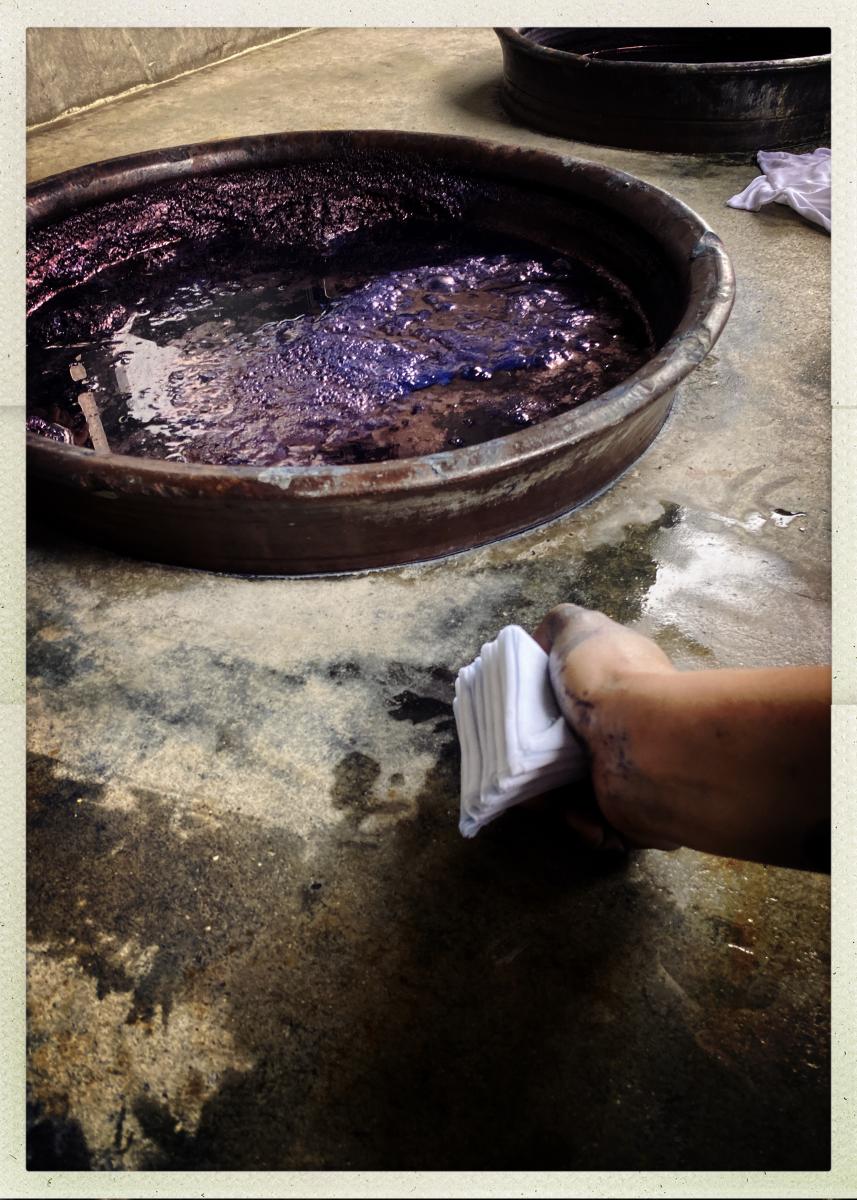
495;28;831;154
27;129;734;574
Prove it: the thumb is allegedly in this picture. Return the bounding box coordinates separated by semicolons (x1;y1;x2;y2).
533;604;674;733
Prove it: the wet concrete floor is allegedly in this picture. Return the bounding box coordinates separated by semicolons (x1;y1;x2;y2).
26;27;830;1171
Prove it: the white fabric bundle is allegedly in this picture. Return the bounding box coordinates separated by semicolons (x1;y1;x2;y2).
454;624;587;838
726;148;830;233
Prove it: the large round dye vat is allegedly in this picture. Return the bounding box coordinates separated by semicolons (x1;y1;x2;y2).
495;28;831;153
26;130;734;574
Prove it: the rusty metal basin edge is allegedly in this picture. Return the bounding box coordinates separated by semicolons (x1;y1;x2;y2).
494;27;831;73
26;130;735;574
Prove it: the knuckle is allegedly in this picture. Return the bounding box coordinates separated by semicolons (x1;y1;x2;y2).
546;602;580;628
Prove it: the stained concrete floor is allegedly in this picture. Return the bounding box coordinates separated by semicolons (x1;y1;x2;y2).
26;27;831;1171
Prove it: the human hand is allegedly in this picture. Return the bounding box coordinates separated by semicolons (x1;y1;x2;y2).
533;603;682;852
533;603;831;870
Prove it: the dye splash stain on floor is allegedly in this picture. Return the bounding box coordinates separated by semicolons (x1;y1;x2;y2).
28;216;652;466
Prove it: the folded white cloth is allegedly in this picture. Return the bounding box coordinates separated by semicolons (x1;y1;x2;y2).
726;147;830;232
454;625;587;838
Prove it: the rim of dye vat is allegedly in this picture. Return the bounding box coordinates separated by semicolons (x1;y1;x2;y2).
26;128;735;504
495;27;832;72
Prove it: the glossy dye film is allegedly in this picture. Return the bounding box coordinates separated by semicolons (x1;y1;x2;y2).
27;160;653;467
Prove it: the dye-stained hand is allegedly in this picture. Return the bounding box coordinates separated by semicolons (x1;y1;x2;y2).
532;603;682;853
533;603;832;872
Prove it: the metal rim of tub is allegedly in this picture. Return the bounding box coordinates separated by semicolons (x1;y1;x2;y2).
26;129;735;575
494;27;831;154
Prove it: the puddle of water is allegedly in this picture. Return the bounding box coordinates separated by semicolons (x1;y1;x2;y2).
639;508;827;666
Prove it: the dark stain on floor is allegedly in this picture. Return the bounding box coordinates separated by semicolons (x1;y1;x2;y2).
25;504;829;1171
27;1101;92;1171
561;502;682;624
27;753;307;1029
426;501;684;648
386;689;454;724
27;740;829;1171
330;750;382;818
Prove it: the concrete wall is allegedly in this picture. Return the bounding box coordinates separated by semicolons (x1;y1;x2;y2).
27;27;305;126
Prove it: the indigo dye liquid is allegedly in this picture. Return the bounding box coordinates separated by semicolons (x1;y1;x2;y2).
27;223;653;466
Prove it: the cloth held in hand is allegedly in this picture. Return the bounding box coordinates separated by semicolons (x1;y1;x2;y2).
454;625;587;838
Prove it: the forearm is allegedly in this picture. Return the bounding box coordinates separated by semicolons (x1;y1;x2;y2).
597;666;831;870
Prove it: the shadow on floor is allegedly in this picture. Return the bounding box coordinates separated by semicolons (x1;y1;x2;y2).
440;69;515;134
28;738;830;1171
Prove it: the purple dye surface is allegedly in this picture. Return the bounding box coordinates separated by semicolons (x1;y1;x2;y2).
27;164;654;466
